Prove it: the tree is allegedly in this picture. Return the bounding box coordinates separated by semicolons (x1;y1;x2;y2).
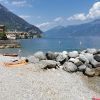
0;32;7;40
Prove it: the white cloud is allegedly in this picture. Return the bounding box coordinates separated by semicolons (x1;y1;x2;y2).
67;2;100;21
87;2;100;19
12;0;31;7
19;15;31;19
36;22;50;28
67;13;86;21
54;17;63;22
0;0;32;7
36;17;64;31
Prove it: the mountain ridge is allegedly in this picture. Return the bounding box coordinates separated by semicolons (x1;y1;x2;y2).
0;3;42;35
45;19;100;38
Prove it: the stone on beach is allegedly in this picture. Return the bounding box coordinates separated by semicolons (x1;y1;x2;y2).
84;67;95;77
69;58;83;67
94;55;100;62
46;51;57;60
34;51;46;60
78;64;87;72
28;56;39;63
39;60;60;69
79;54;89;63
68;51;79;58
62;51;68;55
56;53;68;64
86;48;97;54
84;53;99;67
63;62;77;72
95;67;100;76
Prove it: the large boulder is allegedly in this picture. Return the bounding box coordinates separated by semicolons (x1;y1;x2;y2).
86;48;97;54
56;53;68;65
95;67;100;76
63;62;77;73
83;67;95;77
84;53;98;67
78;64;87;72
96;49;100;54
69;58;83;67
28;56;39;63
34;51;46;60
95;63;100;68
40;60;60;69
68;51;79;58
79;54;89;63
80;50;87;54
46;51;58;60
62;51;68;55
94;55;100;62
86;63;93;68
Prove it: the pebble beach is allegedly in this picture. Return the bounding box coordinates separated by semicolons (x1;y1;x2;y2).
0;49;100;100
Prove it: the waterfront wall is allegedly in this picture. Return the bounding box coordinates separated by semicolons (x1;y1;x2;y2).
0;40;21;48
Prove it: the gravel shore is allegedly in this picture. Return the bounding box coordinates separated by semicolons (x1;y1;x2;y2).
0;63;100;100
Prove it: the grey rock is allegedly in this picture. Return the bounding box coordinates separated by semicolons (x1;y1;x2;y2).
84;53;99;66
84;67;95;77
62;51;68;55
79;54;89;63
69;58;83;67
79;53;99;67
40;60;60;69
87;48;97;54
56;53;68;65
63;62;77;73
68;51;79;58
80;50;87;54
28;56;39;63
85;63;93;68
46;51;57;60
94;55;100;62
34;51;46;60
94;63;100;68
96;49;100;54
78;65;86;72
95;67;100;76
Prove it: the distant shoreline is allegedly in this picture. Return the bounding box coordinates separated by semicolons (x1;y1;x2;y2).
0;40;21;49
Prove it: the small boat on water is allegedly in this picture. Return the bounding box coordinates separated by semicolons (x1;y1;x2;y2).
3;53;18;57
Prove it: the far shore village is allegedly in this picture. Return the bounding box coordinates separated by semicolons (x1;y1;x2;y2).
0;25;38;40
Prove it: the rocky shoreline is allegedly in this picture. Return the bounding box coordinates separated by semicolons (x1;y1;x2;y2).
28;48;100;77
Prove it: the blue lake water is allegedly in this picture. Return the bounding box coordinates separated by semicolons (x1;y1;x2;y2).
0;36;100;56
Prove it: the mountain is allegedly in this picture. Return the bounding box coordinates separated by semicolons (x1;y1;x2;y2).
0;3;42;35
45;19;100;38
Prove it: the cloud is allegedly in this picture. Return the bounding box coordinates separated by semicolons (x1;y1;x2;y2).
0;0;32;7
36;17;64;31
54;17;63;22
11;0;32;7
67;2;100;21
19;15;31;19
67;13;86;21
36;22;50;28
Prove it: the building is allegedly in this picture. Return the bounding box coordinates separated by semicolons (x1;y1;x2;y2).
6;31;32;39
0;25;5;33
6;33;16;39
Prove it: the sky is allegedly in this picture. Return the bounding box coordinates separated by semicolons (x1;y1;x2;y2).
0;0;100;31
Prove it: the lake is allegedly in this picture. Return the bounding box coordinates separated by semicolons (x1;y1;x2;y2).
0;36;100;56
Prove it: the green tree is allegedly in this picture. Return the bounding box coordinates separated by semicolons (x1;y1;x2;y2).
0;32;7;40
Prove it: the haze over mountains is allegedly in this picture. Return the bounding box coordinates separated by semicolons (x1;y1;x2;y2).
45;19;100;38
0;3;42;34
